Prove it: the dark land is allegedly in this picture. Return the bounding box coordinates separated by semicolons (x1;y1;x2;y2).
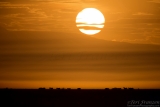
1;88;160;107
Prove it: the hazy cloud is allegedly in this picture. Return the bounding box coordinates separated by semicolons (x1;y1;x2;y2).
0;0;160;44
133;12;154;15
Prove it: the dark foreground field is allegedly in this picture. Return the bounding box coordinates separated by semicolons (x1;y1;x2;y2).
0;89;160;107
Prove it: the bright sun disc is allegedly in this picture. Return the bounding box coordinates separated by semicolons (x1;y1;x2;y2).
76;8;105;35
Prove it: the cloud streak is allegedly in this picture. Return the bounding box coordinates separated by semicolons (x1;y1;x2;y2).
0;0;160;44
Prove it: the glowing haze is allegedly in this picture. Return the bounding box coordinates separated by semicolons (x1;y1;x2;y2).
0;0;160;89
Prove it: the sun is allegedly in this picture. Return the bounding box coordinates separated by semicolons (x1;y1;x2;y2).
76;8;105;35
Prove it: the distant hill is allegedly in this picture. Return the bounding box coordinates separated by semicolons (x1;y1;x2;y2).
0;31;160;54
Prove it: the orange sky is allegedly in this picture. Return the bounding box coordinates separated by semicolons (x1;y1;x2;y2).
0;0;160;89
0;0;160;44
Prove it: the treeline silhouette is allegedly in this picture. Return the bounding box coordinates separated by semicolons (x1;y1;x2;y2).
37;87;134;90
0;88;160;107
